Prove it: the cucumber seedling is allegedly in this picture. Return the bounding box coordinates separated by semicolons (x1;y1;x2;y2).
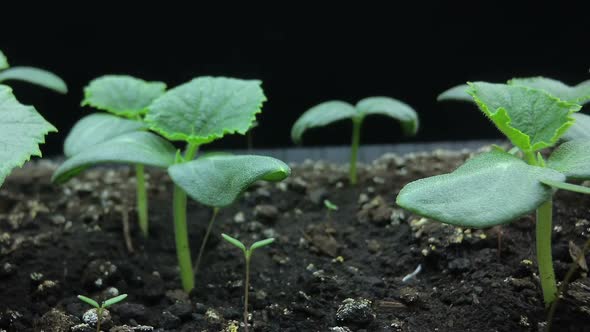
53;76;291;292
0;49;67;94
221;234;274;332
62;75;167;237
291;97;418;185
324;199;338;223
78;294;127;332
397;81;590;307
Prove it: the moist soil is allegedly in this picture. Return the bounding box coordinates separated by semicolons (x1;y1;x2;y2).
1;147;590;332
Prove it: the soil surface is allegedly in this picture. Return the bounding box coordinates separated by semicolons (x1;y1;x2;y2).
1;146;589;331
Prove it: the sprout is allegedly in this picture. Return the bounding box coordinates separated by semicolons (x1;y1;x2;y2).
323;199;338;223
221;234;274;332
78;294;127;332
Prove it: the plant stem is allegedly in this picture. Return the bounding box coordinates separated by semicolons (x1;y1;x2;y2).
244;251;251;332
172;142;200;292
194;207;219;275
536;198;557;306
96;307;103;332
349;117;362;185
135;164;149;237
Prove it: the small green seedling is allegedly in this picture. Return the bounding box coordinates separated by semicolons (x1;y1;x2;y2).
77;294;127;332
0;85;56;188
323;199;338;223
61;75;166;237
0;49;67;93
398;81;590;307
291;97;419;185
54;77;291;293
221;234;274;332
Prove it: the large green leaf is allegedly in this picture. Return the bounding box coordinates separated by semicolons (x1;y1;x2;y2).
64;113;146;157
508;77;590;104
0;85;56;186
437;84;472;102
52;131;176;184
0;67;67;94
355;97;419;135
0;50;8;70
468;82;580;152
146;76;265;144
396;150;565;228
563;113;590;141
82;75;166;118
291;101;357;144
547;139;590;180
168;155;290;207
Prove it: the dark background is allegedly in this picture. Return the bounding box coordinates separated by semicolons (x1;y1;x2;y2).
1;4;589;156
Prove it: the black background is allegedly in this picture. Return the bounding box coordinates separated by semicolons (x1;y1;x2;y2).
2;4;589;155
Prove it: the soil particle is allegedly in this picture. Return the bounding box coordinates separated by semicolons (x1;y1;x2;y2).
254;204;279;223
166;303;192;321
113;303;148;322
82;259;119;290
82;308;111;328
335;298;376;326
109;325;154;332
33;308;76;332
157;310;180;329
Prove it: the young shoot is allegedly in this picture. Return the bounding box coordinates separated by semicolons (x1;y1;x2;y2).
323;199;338;223
291;97;419;185
221;234;274;332
0;49;67;94
77;294;127;332
397;81;590;307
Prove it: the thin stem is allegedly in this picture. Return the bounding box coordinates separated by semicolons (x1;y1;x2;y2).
185;142;199;161
349;117;362;185
537;198;557;306
194;207;220;275
173;184;194;292
135;164;149;237
96;307;103;332
244;251;251;332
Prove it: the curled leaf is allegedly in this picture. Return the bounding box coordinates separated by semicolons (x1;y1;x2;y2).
0;67;67;94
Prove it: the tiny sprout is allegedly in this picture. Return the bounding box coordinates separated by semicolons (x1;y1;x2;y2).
324;199;338;211
78;294;127;332
221;234;274;332
401;264;422;283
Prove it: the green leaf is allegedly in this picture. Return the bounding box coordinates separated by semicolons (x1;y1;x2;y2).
0;85;56;187
563;113;590;141
324;199;338;211
82;75;166;118
355;97;419;135
437;84;472;102
0;50;8;70
396;150;565;228
541;179;590;195
77;295;100;308
221;233;246;252
168;155;290;207
291;101;357;144
103;294;127;308
467;82;580;152
0;67;67;94
250;238;275;251
52;131;176;184
508;77;590;104
64;113;146;157
146;76;265;144
547;139;590;180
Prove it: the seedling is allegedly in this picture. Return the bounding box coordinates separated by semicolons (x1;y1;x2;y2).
397;81;590;307
62;75;166;237
221;234;274;332
323;199;338;223
54;77;291;292
0;49;67;93
291;97;418;184
78;294;127;332
0;85;56;188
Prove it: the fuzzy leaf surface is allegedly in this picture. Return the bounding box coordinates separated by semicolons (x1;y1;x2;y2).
0;67;67;93
52;131;176;184
509;77;590;104
468;82;580;152
250;238;274;251
547;139;590;180
64;113;146;157
0;50;8;70
221;233;246;252
562;113;590;141
82;75;166;117
437;84;472;102
291;101;357;143
0;85;56;186
146;77;265;144
356;97;419;135
168;155;290;207
396;150;565;228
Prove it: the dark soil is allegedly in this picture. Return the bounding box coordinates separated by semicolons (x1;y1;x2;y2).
1;147;589;331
